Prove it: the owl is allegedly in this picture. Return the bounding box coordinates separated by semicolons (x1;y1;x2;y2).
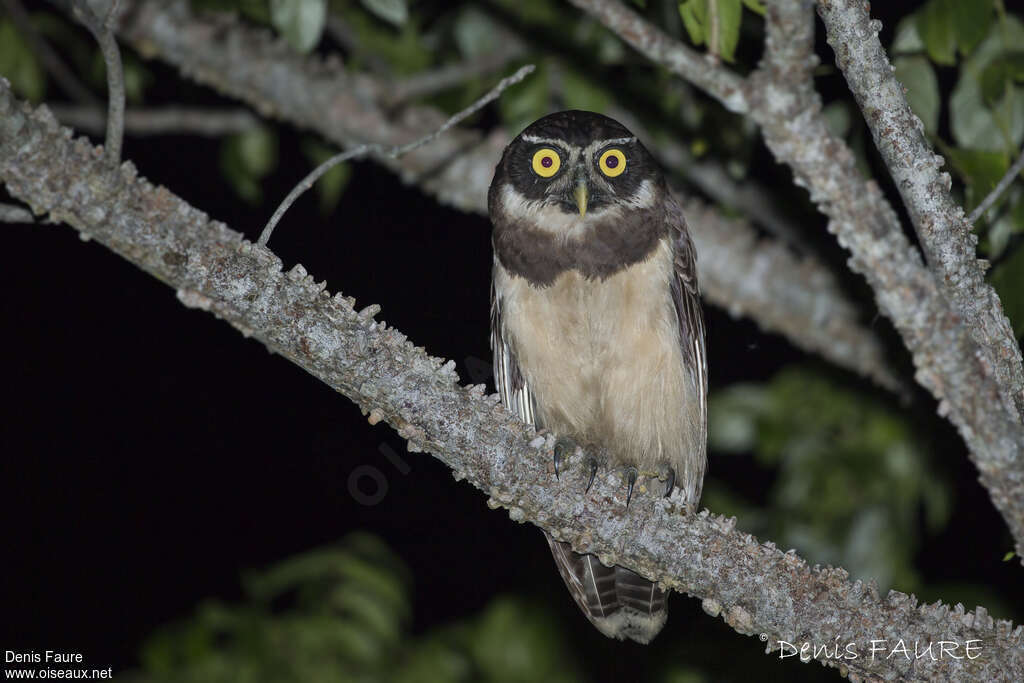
488;110;707;644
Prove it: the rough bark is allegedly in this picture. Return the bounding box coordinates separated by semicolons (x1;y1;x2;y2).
2;81;1020;683
816;0;1024;420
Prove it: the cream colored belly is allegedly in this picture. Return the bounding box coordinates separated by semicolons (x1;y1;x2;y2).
496;241;700;475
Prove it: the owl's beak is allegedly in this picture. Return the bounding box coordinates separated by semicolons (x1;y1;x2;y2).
573;179;588;217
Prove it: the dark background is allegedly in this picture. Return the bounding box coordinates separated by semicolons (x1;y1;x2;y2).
2;2;1023;681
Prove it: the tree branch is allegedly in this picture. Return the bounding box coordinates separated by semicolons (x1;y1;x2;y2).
816;0;1024;420
69;0;125;165
565;0;750;113
570;0;1024;562
258;64;535;247
1;83;1020;681
96;0;899;392
48;105;260;137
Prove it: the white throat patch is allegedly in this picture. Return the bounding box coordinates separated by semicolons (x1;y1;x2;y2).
499;179;656;238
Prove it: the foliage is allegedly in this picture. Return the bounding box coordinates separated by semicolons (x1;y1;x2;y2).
0;19;45;102
677;0;764;63
220;126;279;203
889;4;1024;333
128;533;582;683
270;0;328;53
707;368;950;591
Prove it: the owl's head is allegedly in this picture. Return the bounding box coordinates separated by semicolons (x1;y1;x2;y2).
489;111;662;229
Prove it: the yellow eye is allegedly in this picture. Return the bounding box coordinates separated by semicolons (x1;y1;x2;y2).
598;148;626;177
531;148;561;177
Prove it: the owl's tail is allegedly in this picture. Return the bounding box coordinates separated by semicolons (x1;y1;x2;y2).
544;532;668;644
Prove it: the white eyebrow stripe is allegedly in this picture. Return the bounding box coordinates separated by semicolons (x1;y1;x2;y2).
520;135;570;146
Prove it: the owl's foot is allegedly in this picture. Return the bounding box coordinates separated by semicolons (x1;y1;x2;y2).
620;464;675;507
624;466;639;507
584;455;600;493
656;463;675;498
553;437;603;493
552;437;577;480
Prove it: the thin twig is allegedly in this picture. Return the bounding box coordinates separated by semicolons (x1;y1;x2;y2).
0;202;36;223
383;48;525;107
968;144;1024;224
0;0;101;106
70;0;125;165
257;64;536;247
49;105;260;137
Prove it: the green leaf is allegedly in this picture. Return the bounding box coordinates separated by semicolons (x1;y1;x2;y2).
678;1;705;47
893;55;940;135
453;8;506;59
945;146;1009;210
821;101;853;140
1005;551;1018;562
714;0;742;63
0;21;46;102
952;0;993;56
677;0;742;62
951;16;1024;151
360;0;408;27
220;127;278;203
990;242;1024;338
742;0;765;16
891;15;925;55
561;66;611;113
270;0;326;53
917;0;956;65
979;52;1024;105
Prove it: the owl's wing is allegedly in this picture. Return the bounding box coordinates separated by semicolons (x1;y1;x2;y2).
668;197;708;463
490;269;537;426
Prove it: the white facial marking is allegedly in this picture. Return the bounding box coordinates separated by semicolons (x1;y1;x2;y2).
500;184;627;238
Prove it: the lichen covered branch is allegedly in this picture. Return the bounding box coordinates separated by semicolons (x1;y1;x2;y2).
1;83;1020;681
816;0;1024;419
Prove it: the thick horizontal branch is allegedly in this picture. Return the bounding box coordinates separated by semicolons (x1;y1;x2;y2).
572;0;1024;563
1;83;1020;681
816;0;1024;420
93;0;898;391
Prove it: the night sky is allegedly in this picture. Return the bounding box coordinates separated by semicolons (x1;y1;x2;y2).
3;4;1023;681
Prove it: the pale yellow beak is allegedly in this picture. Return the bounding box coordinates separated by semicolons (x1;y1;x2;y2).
573;180;588;217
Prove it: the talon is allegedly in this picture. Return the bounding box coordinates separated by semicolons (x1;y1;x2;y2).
585;457;599;493
625;467;638;507
553;438;576;479
661;465;675;498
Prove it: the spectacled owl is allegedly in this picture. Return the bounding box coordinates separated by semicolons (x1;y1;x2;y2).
488;110;707;644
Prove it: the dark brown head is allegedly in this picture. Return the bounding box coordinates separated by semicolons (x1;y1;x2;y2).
489;111;669;285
